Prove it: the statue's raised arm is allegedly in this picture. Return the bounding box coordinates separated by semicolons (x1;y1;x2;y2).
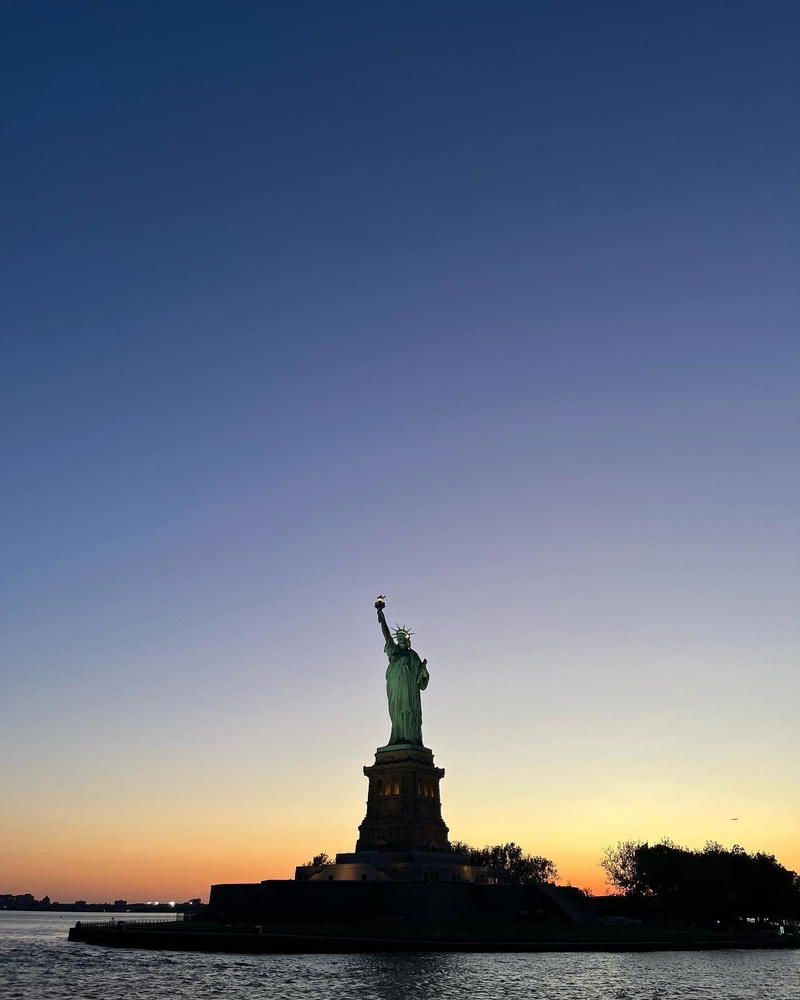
375;596;393;646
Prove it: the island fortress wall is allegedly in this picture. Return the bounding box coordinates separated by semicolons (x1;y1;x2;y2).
207;879;574;923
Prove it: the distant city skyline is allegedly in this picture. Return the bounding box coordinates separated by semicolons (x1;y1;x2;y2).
2;0;798;900
0;892;202;911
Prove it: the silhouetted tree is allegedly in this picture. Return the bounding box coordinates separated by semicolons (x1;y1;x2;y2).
297;852;333;872
601;839;800;922
451;841;558;883
601;840;651;896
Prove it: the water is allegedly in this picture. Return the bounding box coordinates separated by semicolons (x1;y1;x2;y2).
1;911;797;1000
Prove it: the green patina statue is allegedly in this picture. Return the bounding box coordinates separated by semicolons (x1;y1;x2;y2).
375;597;429;748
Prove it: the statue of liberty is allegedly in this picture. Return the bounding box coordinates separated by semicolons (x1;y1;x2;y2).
375;597;429;748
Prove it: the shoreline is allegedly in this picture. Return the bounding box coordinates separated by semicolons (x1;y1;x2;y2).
68;920;799;954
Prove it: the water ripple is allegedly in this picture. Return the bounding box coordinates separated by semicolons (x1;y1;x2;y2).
1;912;797;1000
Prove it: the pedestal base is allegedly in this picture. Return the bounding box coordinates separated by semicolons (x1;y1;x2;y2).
376;742;431;754
325;849;494;883
355;747;450;853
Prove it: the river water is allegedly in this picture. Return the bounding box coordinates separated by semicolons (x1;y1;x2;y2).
0;911;797;1000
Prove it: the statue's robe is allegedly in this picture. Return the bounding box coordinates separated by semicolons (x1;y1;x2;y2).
384;639;429;746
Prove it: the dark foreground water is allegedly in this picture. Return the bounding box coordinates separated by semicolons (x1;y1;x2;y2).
1;911;797;1000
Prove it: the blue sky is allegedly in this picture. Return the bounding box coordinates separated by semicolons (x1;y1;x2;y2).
2;1;798;898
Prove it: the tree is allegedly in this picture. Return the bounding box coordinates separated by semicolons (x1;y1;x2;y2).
600;838;800;922
450;841;558;884
601;840;648;896
297;852;333;872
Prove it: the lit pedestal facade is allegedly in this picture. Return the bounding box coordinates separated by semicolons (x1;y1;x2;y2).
356;746;449;852
295;744;492;884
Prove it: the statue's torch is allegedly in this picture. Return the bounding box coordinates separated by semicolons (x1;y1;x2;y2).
375;595;386;611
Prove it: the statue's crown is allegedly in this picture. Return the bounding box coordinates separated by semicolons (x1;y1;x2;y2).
393;624;414;642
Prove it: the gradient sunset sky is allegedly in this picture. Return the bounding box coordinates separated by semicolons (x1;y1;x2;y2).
2;1;798;902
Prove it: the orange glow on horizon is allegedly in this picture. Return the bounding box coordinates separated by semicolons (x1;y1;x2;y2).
4;814;797;903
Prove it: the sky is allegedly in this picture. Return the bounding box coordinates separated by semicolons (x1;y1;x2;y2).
2;0;798;902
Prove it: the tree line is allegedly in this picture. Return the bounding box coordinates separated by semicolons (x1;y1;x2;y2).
298;843;558;884
601;839;800;921
449;841;558;884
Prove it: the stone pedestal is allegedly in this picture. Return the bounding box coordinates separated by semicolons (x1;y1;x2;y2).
355;745;450;853
294;744;494;885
